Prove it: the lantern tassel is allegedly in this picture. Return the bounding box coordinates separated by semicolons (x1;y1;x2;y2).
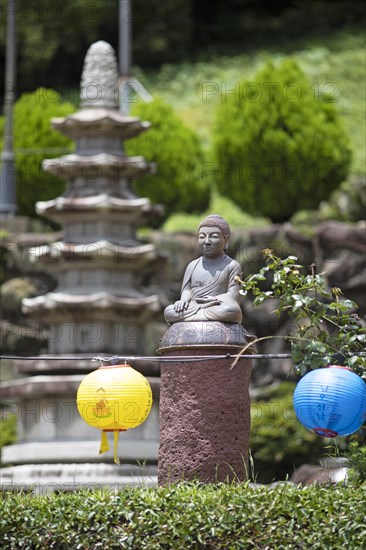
113;430;120;465
99;430;110;455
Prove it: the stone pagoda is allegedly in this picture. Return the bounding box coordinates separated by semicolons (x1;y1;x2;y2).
1;41;161;486
27;40;161;356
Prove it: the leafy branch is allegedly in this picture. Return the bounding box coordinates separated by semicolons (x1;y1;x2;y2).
235;249;366;376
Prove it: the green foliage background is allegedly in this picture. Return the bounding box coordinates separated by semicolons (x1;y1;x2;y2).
133;34;364;229
0;412;16;465
213;58;352;221
1;1;364;96
0;88;75;218
250;382;327;483
1;32;364;227
125;97;210;220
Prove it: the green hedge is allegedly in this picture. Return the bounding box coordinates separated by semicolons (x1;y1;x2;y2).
1;484;365;548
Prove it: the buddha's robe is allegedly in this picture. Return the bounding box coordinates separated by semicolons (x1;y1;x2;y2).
164;255;243;324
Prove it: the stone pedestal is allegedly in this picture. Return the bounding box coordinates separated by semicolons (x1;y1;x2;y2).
157;322;252;484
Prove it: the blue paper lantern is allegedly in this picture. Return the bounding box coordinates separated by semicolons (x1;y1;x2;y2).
293;366;366;437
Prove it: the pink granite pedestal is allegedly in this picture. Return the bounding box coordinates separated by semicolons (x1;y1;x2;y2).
157;322;253;484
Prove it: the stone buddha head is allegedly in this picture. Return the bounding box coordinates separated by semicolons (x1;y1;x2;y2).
198;214;231;258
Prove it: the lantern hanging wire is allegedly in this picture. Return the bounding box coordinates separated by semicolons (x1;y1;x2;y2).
0;352;365;364
0;353;293;362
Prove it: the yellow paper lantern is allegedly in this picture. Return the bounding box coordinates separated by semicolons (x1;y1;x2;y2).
77;364;153;464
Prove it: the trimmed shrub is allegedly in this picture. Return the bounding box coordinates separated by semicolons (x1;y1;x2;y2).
213;58;352;222
125;97;210;222
0;88;75;218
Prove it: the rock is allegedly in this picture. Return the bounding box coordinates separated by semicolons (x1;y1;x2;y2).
322;249;366;313
290;459;348;485
316;221;366;255
290;464;332;485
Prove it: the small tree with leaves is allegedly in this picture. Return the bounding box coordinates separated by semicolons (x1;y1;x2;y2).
236;249;366;376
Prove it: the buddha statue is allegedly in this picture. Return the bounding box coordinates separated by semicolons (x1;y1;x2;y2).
164;215;243;324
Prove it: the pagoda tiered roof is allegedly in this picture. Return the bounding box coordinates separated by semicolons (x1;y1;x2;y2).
23;292;161;321
43;153;155;180
28;239;158;269
51;108;150;139
35;193;163;224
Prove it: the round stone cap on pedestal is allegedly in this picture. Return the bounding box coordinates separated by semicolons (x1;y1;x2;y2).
157;321;252;353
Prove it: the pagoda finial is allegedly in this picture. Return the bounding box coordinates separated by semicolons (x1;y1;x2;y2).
80;40;118;109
